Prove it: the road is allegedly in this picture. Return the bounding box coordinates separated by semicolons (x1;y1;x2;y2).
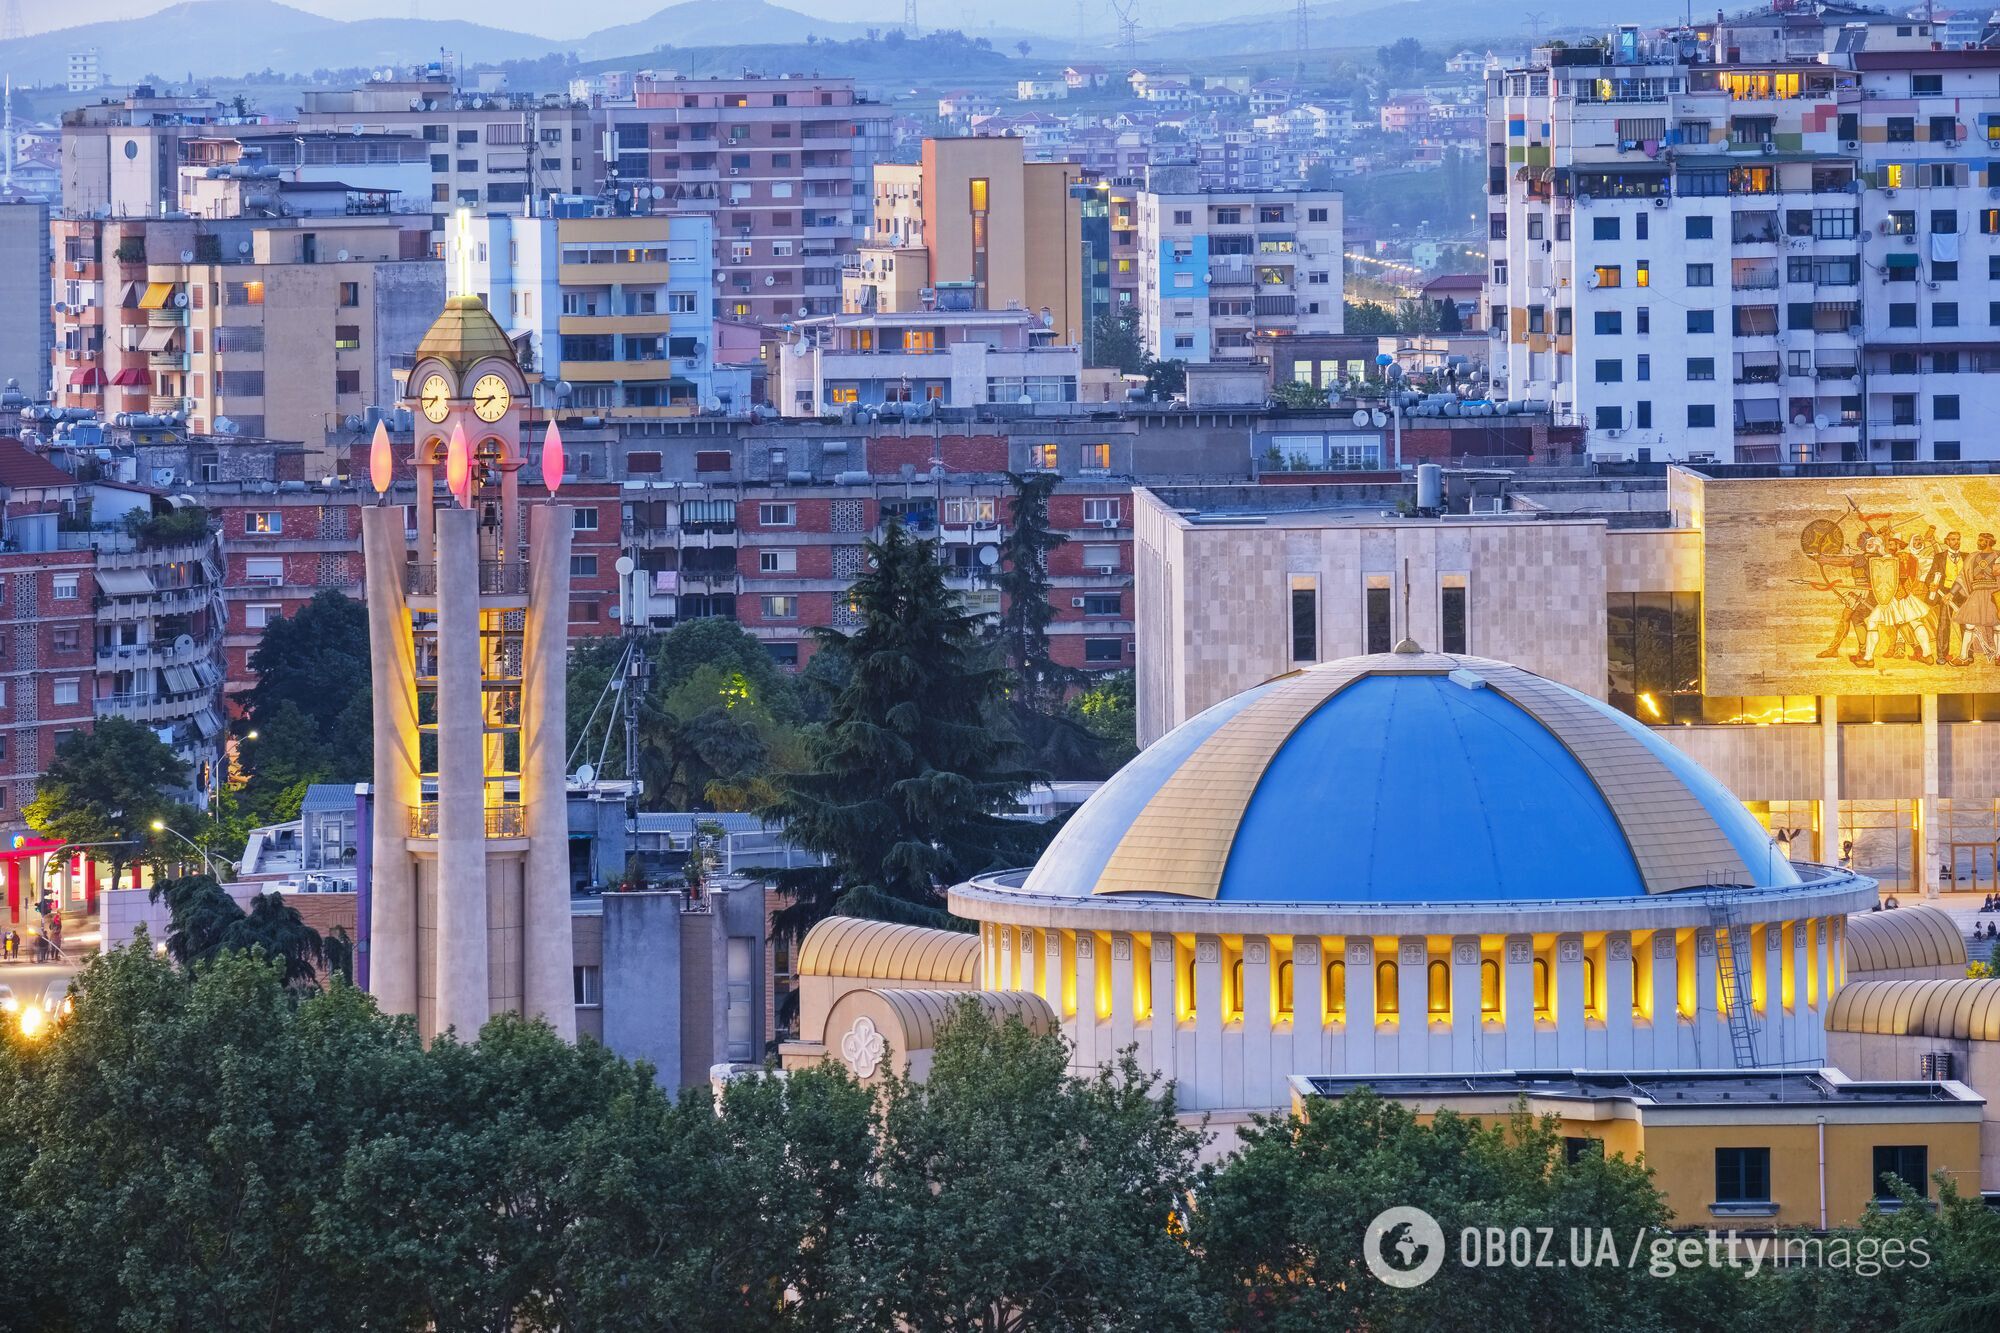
0;960;87;1033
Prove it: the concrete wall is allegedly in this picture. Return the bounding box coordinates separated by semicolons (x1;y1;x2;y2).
1828;1029;2000;1194
0;202;51;399
603;891;685;1085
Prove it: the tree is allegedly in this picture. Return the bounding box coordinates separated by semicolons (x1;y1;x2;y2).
1344;299;1398;334
1015;40;1031;57
996;472;1067;710
850;1001;1213;1331
240;590;372;811
1193;1089;1687;1330
1090;309;1145;374
1066;670;1137;772
149;872;352;988
1436;297;1464;333
1273;379;1328;409
763;523;1045;940
1376;36;1426;85
1141;358;1187;398
24;717;187;888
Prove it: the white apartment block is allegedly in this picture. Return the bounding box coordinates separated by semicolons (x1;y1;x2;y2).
1135;167;1342;363
1487;13;2000;463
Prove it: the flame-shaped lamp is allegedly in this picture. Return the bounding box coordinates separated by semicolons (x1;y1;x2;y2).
368;420;394;497
445;421;470;505
540;420;564;496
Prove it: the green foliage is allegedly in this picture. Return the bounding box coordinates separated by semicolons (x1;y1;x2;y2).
24;716;187;881
240;590;372;820
1067;671;1138;772
123;502;212;549
1273;378;1329;409
1142;358;1188;398
996;471;1067;710
764;523;1045;941
149;872;351;989
1376;37;1430;84
1344;299;1400;334
1090;308;1145;374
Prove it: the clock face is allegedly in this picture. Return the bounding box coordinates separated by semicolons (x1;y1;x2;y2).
471;373;512;423
418;374;451;423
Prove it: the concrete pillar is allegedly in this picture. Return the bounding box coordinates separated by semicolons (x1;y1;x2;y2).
1194;936;1222;1107
1044;929;1064;1014
1149;935;1176;1085
521;504;575;1039
1605;932;1634;1066
5;859;17;925
1694;927;1719;1066
1017;926;1038;996
1820;694;1841;866
1343;938;1375;1075
1921;693;1940;897
1294;937;1326;1074
1110;933;1136;1057
1450;936;1481;1070
363;508;420;1020
1648;932;1677;1066
1503;935;1535;1068
1555;933;1586;1065
83;856;97;914
433;507;491;1039
1073;932;1100;1070
1397;937;1427;1069
1242;937;1272;1107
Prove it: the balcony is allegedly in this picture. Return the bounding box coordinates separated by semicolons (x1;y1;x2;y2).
404;560;528;597
1734;419;1784;435
1734;365;1781;384
407;804;527;839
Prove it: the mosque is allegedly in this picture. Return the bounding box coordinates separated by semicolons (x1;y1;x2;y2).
781;647;2000;1223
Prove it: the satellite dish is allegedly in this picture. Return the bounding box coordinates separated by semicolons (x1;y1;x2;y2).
976;544;1000;567
237;239;252;255
350;123;364;136
1815;415;1833;430
614;555;635;576
336;249;350;262
652;185;666;199
574;762;596;784
764;274;776;285
173;633;196;654
1371;409;1388;428
1584;270;1601;289
179;249;195;263
1351;409;1369;427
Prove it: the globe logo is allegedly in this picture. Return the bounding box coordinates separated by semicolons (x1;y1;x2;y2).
1363;1205;1446;1289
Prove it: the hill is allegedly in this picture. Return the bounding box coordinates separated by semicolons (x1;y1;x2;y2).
1136;0;1690;59
575;1;885;58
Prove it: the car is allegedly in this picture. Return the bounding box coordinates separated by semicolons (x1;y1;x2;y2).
0;984;14;1012
40;979;72;1023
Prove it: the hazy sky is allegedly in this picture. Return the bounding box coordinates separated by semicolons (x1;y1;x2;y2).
23;0;1009;41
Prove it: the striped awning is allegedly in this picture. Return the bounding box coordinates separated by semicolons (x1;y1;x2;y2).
137;283;175;310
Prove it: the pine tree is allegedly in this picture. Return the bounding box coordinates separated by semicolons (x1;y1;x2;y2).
996;470;1068;711
765;523;1044;941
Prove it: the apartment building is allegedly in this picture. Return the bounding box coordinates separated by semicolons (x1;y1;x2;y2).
1134;168;1344;362
843;139;1086;346
50;213;440;473
454;210;741;416
59;89;233;219
0;442;224;833
1486;12;2000;463
176;130;432;218
0;200;50;399
297;75;601;252
772;308;1084;416
600;76;891;324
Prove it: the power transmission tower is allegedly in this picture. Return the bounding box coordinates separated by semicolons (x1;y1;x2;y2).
1110;0;1139;69
904;0;919;36
1294;0;1308;81
2;0;24;43
1525;10;1546;41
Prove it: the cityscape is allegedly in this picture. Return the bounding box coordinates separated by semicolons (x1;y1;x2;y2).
1;0;1999;1327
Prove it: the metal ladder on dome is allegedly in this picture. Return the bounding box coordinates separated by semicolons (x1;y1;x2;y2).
1709;896;1761;1069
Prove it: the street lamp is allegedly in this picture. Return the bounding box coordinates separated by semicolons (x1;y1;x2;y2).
150;820;231;881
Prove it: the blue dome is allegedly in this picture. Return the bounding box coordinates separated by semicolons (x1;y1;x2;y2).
1022;653;1798;905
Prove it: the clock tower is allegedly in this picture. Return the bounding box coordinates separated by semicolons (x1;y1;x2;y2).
360;292;575;1043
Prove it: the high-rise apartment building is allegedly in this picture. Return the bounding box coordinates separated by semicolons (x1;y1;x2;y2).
0;200;50;399
297;74;601;254
454;210;739;416
600;77;890;324
59;89;231;218
1134;168;1344;362
1486;12;2000;462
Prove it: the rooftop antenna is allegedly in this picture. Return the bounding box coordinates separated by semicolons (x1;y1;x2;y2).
1294;0;1308;81
1;0;21;42
904;0;919;36
1110;0;1140;69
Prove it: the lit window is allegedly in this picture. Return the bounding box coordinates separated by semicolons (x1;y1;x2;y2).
1427;960;1450;1015
1481;958;1501;1016
1533;957;1551;1016
244;511;282;535
1325;959;1345;1017
1081;443;1112;471
1275;960;1293;1016
761;595;797;619
1593;265;1622;288
1031;442;1058;470
1376;959;1399;1016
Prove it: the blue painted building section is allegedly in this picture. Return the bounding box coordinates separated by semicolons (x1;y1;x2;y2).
1220;675;1647;903
1155;233;1212;362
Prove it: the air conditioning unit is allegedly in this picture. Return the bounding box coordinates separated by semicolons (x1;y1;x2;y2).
1099;517;1119;528
729;167;740;175
1089;563;1116;574
1842;139;1860;151
1884;188;1897;198
1920;1050;1955;1080
1651;195;1668;209
1903;234;1917;246
1071;597;1087;608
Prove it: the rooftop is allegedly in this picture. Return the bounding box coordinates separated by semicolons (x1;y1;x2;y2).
1297;1067;1983;1108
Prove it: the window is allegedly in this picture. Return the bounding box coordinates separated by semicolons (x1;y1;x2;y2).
1375;960;1398;1015
1081;443;1112;472
1635;354;1650;382
1441;577;1468;653
1636;260;1649;288
51;626;79;652
1688;404;1717;428
569;554;598;578
761;595;798;619
571;508;599;531
1935;394;1961;421
1081;544;1120;571
1308;207;1329;222
1687;310;1714;334
1325;960;1345;1017
1594;359;1622;383
1715;1148;1772;1206
244;511;281;534
1172;209;1192;225
1030;442;1058;470
246;603;280;630
759;549;796;573
1687;357;1715;380
1290;579;1317;662
1532;957;1551;1015
753;503;796;528
1592;216;1620;240
1685;215;1713;239
1636;306;1650;334
1594;311;1622;335
1934;303;1960;328
1365;580;1392;653
1686;263;1713;287
245;557;283;585
1083;638;1124;664
1426;960;1449;1015
1481;959;1500;1016
1595;406;1622;431
52;574;78;600
1890;303;1918;328
573;965;601;1007
53;679;80;707
1592;265;1622;288
1082;593;1121;617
